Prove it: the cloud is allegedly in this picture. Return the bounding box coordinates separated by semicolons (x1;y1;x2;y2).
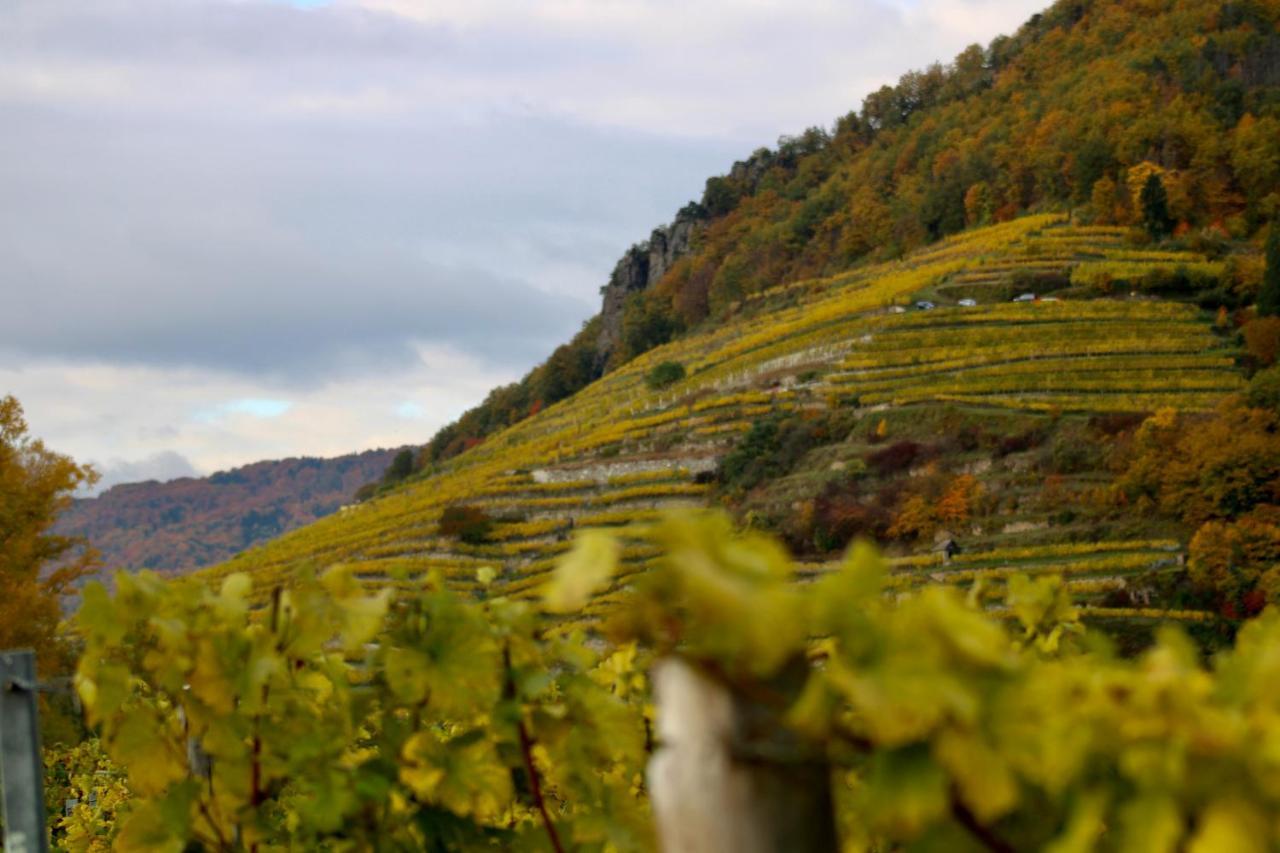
88;451;201;496
6;343;515;478
0;0;1047;479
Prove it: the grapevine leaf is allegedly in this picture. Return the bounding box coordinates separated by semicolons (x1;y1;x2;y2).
544;530;619;613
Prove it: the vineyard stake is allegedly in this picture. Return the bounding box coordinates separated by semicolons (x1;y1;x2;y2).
0;650;48;853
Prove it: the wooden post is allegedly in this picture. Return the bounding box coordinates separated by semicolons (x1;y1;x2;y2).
0;649;48;853
648;657;837;853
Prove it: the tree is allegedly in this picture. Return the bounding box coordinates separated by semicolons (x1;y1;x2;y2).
0;395;97;672
1090;176;1118;224
1261;226;1280;317
1072;136;1114;203
1118;401;1280;526
1189;510;1280;617
1244;316;1280;368
382;448;415;485
1140;173;1174;240
1248;366;1280;415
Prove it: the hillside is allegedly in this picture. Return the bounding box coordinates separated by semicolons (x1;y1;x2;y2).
417;0;1280;467
193;0;1280;649
56;448;402;575
202;213;1271;646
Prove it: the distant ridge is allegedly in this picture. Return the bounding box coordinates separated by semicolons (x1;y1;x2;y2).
56;448;403;575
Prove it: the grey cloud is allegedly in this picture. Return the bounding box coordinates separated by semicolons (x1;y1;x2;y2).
0;0;1042;388
0;98;736;381
86;450;201;496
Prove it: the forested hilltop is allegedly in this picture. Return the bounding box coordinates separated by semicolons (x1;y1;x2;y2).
416;0;1280;468
55;448;402;575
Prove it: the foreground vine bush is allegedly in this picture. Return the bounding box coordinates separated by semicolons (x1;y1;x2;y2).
73;561;651;851
71;515;1280;851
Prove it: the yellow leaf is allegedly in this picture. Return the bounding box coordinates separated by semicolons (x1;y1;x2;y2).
1044;792;1106;853
543;531;619;613
340;589;390;652
1118;794;1182;853
219;572;251;602
933;728;1019;823
1187;799;1267;853
110;714;185;796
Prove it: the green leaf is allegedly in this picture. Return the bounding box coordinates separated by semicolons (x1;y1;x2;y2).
862;746;949;840
77;580;126;645
384;646;431;704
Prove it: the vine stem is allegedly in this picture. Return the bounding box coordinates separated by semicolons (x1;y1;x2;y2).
518;714;565;853
950;792;1016;853
504;644;565;853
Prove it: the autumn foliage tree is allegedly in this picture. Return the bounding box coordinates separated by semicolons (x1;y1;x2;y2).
1120;400;1280;616
1261;225;1280;317
1189;508;1280;618
0;395;98;672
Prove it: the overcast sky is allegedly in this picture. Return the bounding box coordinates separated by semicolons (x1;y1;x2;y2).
1;0;1045;493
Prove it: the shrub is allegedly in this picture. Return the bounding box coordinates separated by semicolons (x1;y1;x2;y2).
864;440;928;477
645;361;686;390
1041;430;1104;474
1244;316;1280;368
994;427;1047;458
439;504;494;544
1247;366;1280;415
1087;412;1148;437
718;414;837;492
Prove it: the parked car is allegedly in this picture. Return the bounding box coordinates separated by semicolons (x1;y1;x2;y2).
915;300;936;310
958;298;977;307
1013;293;1037;302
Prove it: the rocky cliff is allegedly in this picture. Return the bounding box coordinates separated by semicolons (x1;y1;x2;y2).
596;208;699;364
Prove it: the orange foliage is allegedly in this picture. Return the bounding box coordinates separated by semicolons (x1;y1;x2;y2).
1189;510;1280;616
0;395;98;673
1244;317;1280;368
1118;400;1280;527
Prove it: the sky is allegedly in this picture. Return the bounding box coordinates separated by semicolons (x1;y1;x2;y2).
0;0;1046;494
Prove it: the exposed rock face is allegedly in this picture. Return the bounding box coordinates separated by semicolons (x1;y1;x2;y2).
596;208;700;365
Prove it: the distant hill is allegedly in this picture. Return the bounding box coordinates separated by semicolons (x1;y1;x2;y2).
56;449;402;575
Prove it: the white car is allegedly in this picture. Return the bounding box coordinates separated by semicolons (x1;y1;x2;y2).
1013;293;1037;303
915;300;936;310
958;298;977;307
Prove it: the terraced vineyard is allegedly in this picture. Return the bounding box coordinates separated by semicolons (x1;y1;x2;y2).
202;214;1243;628
800;539;1210;624
824;300;1240;413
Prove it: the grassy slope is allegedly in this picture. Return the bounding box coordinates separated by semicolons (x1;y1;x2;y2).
200;214;1243;635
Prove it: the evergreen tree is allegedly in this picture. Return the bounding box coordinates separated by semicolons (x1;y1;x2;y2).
1140;173;1174;240
1261;226;1280;317
383;448;415;484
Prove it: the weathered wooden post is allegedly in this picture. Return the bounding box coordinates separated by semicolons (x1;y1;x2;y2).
0;649;49;853
648;657;837;853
